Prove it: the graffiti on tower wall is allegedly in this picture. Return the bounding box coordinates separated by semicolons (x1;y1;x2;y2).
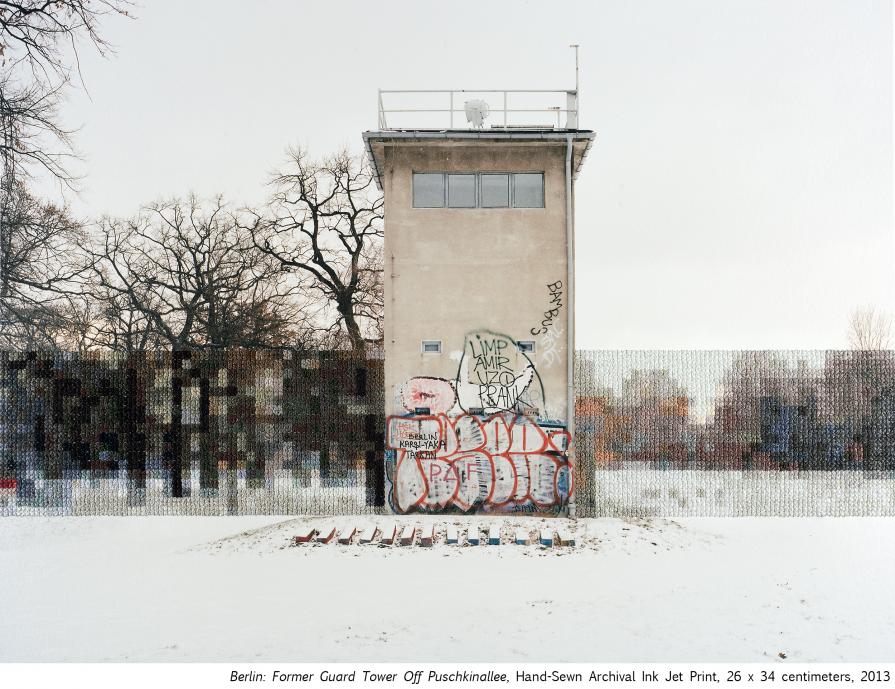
386;330;571;514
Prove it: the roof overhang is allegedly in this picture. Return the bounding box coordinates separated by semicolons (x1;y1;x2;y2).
362;129;595;190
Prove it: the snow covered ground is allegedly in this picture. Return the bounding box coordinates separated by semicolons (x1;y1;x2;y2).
1;515;893;662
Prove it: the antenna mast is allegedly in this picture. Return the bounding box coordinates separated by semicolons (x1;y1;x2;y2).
569;43;580;128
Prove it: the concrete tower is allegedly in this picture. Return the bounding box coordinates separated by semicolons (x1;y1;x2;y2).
364;87;593;515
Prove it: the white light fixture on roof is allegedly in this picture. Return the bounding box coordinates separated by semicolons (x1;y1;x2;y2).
464;99;490;128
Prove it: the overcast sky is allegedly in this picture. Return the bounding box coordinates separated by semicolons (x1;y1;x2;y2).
48;0;893;350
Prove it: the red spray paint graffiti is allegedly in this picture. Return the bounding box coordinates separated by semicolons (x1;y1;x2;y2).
387;331;569;514
386;411;572;513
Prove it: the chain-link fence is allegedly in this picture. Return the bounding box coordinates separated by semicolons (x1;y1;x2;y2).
0;349;385;515
575;350;895;516
4;349;894;516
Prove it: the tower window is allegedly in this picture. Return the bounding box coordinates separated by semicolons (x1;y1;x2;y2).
517;340;536;353
412;172;544;208
421;340;442;354
447;174;477;208
512;173;545;208
412;173;445;207
480;173;510;208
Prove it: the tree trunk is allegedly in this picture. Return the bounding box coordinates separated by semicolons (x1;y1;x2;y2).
339;298;365;353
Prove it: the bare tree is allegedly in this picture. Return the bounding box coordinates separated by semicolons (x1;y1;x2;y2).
0;0;133;197
0;1;131;347
848;306;892;350
90;195;308;351
0;182;83;294
0;1;131;79
0;181;86;347
75;285;161;352
246;147;384;352
0;76;74;186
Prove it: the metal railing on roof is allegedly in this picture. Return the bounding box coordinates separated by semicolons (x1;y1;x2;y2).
377;89;579;131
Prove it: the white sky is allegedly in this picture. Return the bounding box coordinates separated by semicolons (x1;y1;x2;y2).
44;0;893;351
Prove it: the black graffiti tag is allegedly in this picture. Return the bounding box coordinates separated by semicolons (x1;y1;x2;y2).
470;335;515;386
531;281;563;336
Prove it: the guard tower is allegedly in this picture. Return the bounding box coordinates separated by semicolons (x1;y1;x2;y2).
364;80;593;516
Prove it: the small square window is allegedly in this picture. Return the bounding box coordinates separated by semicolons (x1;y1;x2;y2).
421;340;442;354
513;173;544;208
413;173;444;208
517;340;536;353
447;174;476;208
480;173;509;208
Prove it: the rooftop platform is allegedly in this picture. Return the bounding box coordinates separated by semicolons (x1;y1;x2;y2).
363;128;595;189
364;87;594;188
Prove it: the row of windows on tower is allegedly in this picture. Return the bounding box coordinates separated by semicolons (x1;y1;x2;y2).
412;172;545;208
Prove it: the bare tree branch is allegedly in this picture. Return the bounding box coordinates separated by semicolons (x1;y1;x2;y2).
848;306;892;351
245;147;384;352
87;195;310;352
